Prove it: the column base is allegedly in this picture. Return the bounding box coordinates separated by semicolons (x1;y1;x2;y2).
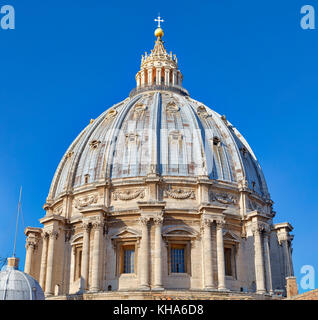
204;287;218;292
152;286;164;291
218;287;230;292
256;290;266;295
139;285;150;291
45;292;54;297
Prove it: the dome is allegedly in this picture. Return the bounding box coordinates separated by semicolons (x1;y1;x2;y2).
47;40;269;202
0;258;45;300
24;21;295;300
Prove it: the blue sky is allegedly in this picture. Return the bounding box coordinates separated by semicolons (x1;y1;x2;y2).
0;1;317;293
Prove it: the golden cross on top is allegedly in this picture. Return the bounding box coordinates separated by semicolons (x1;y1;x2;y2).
154;14;164;28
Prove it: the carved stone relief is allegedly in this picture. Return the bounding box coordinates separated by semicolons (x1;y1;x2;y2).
74;193;98;209
248;199;265;213
89;140;101;150
210;191;238;205
53;205;63;216
197;105;210;119
166;101;180;114
163;187;195;200
105;109;117;120
113;189;145;201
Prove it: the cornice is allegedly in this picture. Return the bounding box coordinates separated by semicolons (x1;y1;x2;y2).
80;205;108;216
39;214;66;225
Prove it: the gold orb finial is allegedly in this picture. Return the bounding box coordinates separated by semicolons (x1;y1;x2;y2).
155;27;164;38
154;15;164;39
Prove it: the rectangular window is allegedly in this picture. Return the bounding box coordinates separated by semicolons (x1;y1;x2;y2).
224;248;232;276
74;247;82;281
122;246;135;274
170;245;186;273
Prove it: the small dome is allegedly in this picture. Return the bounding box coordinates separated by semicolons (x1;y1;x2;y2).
0;258;45;300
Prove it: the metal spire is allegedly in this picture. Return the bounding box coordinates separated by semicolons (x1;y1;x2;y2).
12;186;22;257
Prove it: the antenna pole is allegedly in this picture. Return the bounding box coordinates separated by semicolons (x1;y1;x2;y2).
13;186;22;257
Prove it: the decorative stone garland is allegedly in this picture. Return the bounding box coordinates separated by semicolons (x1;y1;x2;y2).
113;189;145;201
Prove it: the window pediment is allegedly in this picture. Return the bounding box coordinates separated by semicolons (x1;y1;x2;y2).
110;227;141;240
162;226;198;239
223;230;240;243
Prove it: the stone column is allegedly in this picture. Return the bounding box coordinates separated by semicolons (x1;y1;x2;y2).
24;239;36;275
172;70;177;86
91;219;104;292
156;68;161;85
177;72;181;86
263;232;273;294
165;69;170;86
148;69;153;86
153;216;164;290
139;216;150;290
288;243;294;276
81;221;91;291
69;246;76;283
136;73;141;88
252;225;266;294
282;239;292;277
39;233;49;290
202;218;215;290
141;70;145;87
45;231;58;295
216;221;226;291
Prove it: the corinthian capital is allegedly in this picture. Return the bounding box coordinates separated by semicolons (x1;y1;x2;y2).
216;220;226;231
139;216;150;226
41;232;49;240
251;222;270;235
92;220;104;230
47;230;59;239
26;238;37;250
153;215;164;225
82;219;91;231
201;217;212;229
